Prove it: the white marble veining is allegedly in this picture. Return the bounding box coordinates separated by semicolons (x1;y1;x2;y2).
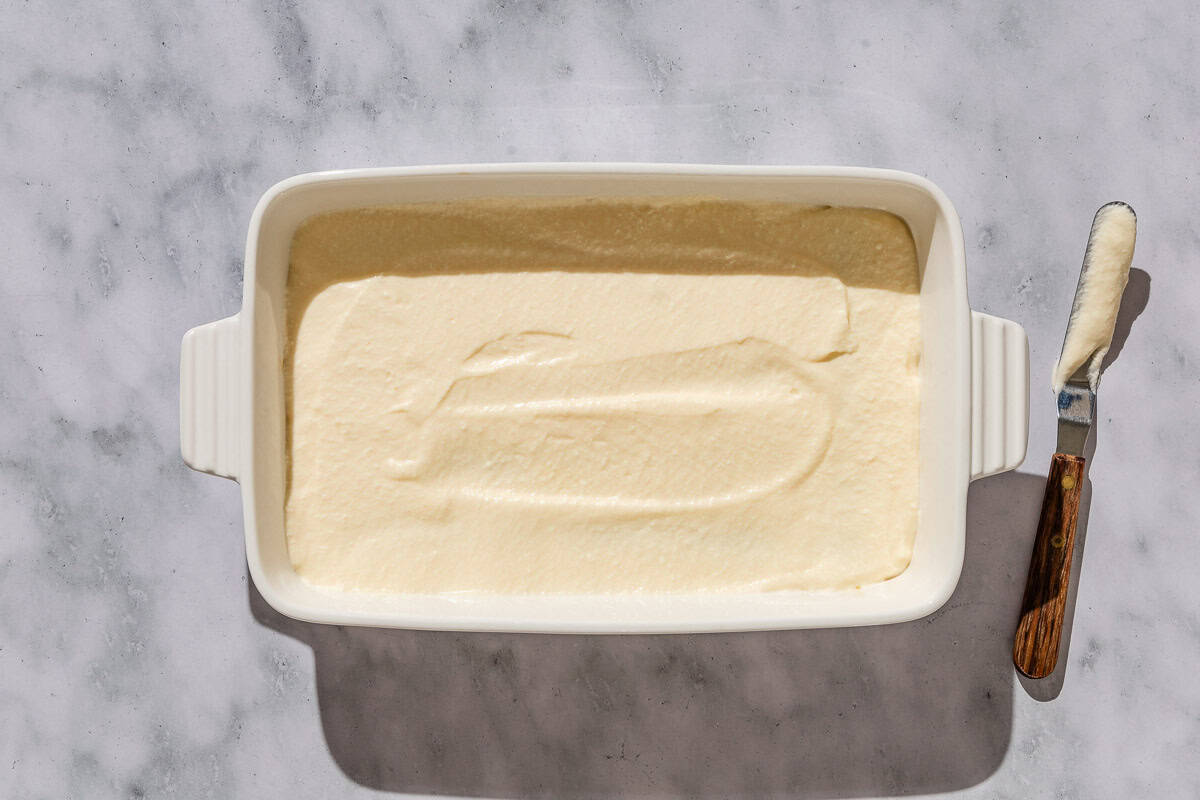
2;1;1198;797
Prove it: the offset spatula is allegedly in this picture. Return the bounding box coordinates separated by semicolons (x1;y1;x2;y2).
1013;202;1137;679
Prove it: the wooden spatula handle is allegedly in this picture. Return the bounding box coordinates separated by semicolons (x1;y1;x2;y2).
1013;453;1086;679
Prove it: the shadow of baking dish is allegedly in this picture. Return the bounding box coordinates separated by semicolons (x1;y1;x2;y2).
250;469;1048;798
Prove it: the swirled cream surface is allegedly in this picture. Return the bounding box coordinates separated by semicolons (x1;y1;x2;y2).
285;199;920;594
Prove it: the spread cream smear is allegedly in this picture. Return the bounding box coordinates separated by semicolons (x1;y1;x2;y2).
285;199;921;594
1052;203;1137;393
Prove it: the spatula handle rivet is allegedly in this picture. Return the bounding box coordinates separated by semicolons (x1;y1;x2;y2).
1050;534;1066;548
1061;474;1077;490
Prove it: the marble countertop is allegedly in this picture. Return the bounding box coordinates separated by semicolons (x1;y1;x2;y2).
3;1;1198;797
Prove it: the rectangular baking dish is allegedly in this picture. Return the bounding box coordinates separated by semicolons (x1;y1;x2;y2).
180;164;1028;632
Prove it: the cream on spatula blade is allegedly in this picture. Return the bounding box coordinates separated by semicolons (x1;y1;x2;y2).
1052;202;1138;393
1014;202;1136;679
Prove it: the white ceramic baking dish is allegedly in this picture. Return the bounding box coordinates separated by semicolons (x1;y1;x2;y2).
181;164;1028;633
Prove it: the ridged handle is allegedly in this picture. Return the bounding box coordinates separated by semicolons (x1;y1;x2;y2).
180;314;242;480
970;311;1029;480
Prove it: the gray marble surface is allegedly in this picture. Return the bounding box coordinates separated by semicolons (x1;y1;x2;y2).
2;1;1198;797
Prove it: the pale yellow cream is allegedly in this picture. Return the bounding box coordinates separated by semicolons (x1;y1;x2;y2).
1052;202;1137;393
285;199;920;594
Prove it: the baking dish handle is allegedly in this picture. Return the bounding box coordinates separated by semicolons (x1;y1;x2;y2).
180;314;242;480
970;311;1029;480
